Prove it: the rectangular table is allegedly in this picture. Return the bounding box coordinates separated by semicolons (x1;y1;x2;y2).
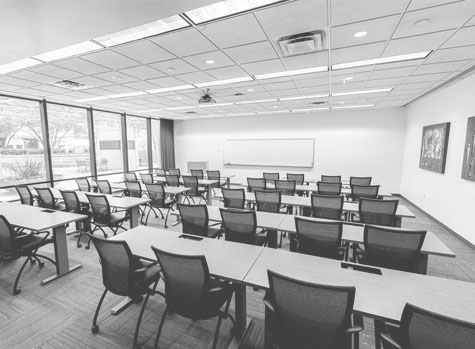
0;202;87;284
155;177;219;203
264;183;393;197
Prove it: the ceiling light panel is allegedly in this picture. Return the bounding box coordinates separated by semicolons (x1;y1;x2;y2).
147;85;195;94
280;93;328;101
332;51;432;70
331;88;392;97
107;91;148;99
235;98;277;104
33;41;103;62
194;76;254;87
75;96;110;103
332;104;375;109
0;58;44;74
255;66;328;80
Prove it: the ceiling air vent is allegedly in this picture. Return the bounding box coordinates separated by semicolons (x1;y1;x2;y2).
52;80;91;90
308;101;326;105
278;30;326;56
185;111;197;114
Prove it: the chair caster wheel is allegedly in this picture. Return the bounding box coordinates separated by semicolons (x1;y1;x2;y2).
30;259;36;265
91;325;99;334
77;243;82;248
38;261;45;267
13;289;21;295
85;246;90;250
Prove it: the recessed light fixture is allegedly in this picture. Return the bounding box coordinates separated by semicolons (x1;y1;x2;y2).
353;31;368;38
198;102;234;108
254;66;328;80
235;98;277;104
167;67;175;72
147;85;195;94
165;106;197;111
344;77;354;81
111;76;122;81
247;88;254;92
332;104;375;109
0;58;43;74
257;110;289;114
205;60;215;64
226;112;255;117
33;41;102;62
331;88;391;97
194;76;254;88
280;93;329;101
107;91;148;99
200;114;223;118
292;107;329;112
414;19;430;27
332;51;432;70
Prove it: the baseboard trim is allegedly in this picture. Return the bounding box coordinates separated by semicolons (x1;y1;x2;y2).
395;194;475;251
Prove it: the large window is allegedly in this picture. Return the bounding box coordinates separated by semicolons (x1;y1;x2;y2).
0;97;46;187
127;115;148;170
151;119;161;168
93;111;123;175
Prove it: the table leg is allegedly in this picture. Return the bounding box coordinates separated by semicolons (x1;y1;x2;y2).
41;225;82;285
227;178;231;189
207;185;212;205
129;206;139;228
228;283;252;349
267;230;278;249
418;255;428;274
394;216;402;227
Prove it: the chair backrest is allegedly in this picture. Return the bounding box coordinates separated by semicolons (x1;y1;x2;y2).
86;194;111;225
311;194;344;220
350;184;379;200
267;270;356;349
182;176;200;196
75;178;91;192
255;190;281;213
359;198;399;226
124;172;137;182
155;168;166;176
286;173;304;185
190;169;204;179
363;225;426;273
247;177;266;192
35;187;56;209
0;215;15;254
317;181;342;196
222;188;245;209
220;208;257;245
125;180;142;198
165;174;180;187
295;217;343;260
350;176;372;185
321;175;341;183
263;172;279;186
145;183;166;207
177;203;209;237
275;180;296;196
152;246;209;318
15;185;34;205
89;234;136;297
398;303;475;349
140;173;154;184
60;190;81;213
168;168;181;176
206;170;220;180
96;180;112;194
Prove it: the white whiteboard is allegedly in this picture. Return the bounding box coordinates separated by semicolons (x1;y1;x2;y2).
224;138;315;167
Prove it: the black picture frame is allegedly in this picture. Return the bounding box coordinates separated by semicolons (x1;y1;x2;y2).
419;122;450;173
461;116;475;181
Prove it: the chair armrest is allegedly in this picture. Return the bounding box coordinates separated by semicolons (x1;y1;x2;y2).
337;246;347;261
346;313;364;334
132;261;160;276
380;333;402;349
263;298;276;314
208;222;221;227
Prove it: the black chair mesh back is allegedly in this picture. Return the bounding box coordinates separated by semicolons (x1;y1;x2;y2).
275;180;296;196
295;218;343;260
359;198;399;226
124;172;137;182
96;180;112;194
61;190;80;212
36;187;56;209
168;169;181;176
263;172;279;186
350;176;372;185
190;169;204;179
363;225;426;273
178;204;209;237
183;176;200;195
155;169;166;176
140;173;154;184
220;209;257;245
125;180;142;198
255;190;281;213
247;177;266;192
15;186;34;205
286;173;304;185
399;303;475;349
350;185;379;200
321;175;341;183
145;183;166;207
86;194;111;225
165;175;180;187
317;181;342;196
311;194;344;220
222;188;245;209
207;170;221;188
153;247;208;318
90;235;134;297
268;270;355;349
0;215;14;254
75;178;91;192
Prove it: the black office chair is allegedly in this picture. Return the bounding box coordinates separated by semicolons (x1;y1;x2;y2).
317;181;342;196
177;203;221;238
183;175;207;204
0;215;55;295
85;194;127;249
264;270;363;349
140;173;154;184
191;169;204;179
168;168;181;177
88;234;162;347
75;178;91;192
15;185;35;205
354;225;427;273
125;180;143;198
222;188;246;209
275;180;296;214
355;198;399;227
321;175;342;183
35;187;65;210
207;170;227;194
60;190;91;248
311;194;344;220
350;176;372;186
349;184;380;201
286;173;304;185
220;208;267;246
263;172;279;186
96;179;113;194
155;168;166;176
165;174;180;187
378;303;475;349
292;217;346;260
247;177;266;192
125;172;138;182
151;246;235;349
143;183;175;228
255;190;281;248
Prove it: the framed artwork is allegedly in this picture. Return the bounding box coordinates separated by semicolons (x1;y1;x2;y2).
461;116;475;181
419;122;450;173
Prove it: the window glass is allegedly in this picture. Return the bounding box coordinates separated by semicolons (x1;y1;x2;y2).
127;116;148;170
93;111;123;175
151;119;161;168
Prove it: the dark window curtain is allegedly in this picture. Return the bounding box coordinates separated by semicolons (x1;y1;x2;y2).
160;119;175;169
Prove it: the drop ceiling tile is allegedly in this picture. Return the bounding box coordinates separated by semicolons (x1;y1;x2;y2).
31;84;71;94
112;40;175;64
117;66;165;80
413;60;471;74
175;71;214;84
123;81;160;91
199;13;267;49
331;0;406;26
294;77;329;88
402;72;449;83
183;51;235;70
372;60;421;70
331;66;373;76
53;58;110;75
205;65;249;80
256;76;293;85
146;76;190;88
331;71;369;83
407;0;462;11
383;30;455;56
393;1;475;39
442;25;475;48
262;81;297;91
81;88;113;96
364;77;405;87
224;41;278;64
331;15;399;49
150;28;217;57
282;51;328;69
61;91;97;99
331;42;386;64
394;81;437;90
425;45;475;63
101;85;138;94
370;66;416;79
29;64;84;80
293;85;329;94
388;89;425;96
8;71;57;84
241;59;286;76
72;76;112;87
93;71;138;84
331;81;366;91
82;50;140;70
149;58;198;75
0;76;38;88
465;15;475;26
0;82;23;92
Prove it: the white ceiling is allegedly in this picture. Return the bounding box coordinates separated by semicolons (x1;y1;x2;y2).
1;0;475;120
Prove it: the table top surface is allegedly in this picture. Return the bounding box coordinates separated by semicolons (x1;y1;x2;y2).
51;189;150;209
206;205;287;230
154;176;219;186
262;183;392;196
110;226;264;283
0;202;87;231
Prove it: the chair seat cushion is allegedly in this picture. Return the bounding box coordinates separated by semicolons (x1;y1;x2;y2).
16;234;53;252
110;213;127;224
133;262;161;294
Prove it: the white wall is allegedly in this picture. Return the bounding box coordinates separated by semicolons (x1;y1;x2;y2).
175;108;407;193
401;73;475;245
